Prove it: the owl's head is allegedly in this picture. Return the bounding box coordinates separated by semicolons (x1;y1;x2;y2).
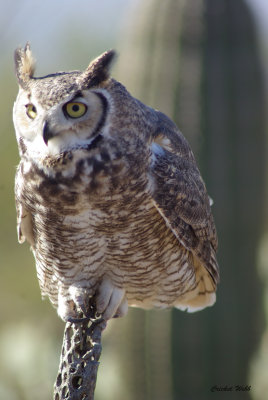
13;43;117;161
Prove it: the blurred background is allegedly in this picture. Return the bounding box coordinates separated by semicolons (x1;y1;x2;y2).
1;0;268;399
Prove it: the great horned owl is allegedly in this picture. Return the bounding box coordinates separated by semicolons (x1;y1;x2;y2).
13;44;219;322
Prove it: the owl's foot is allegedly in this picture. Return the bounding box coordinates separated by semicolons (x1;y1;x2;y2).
57;280;128;322
96;278;128;320
57;286;92;322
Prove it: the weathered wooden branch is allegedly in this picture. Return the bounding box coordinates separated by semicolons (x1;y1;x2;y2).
54;316;107;400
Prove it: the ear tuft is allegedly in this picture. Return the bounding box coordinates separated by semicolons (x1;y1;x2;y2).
14;42;35;89
79;50;117;88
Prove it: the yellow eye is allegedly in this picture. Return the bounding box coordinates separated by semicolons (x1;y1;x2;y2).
65;102;87;118
26;104;37;119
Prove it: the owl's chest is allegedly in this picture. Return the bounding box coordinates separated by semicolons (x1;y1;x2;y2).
19;144;145;210
34;184;176;275
18;153;176;261
18;151;154;240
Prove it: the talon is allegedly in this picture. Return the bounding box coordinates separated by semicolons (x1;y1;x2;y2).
67;316;91;324
87;317;106;334
79;303;89;317
96;278;128;320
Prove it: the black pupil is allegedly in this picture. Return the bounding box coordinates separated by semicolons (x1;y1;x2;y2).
72;104;80;112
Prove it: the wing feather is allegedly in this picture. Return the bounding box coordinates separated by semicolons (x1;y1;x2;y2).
16;201;35;247
15;164;35;247
148;112;219;285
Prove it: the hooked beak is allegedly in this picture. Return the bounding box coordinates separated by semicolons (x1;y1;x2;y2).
43;121;55;145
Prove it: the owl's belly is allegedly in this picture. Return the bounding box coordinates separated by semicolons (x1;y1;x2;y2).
33;190;197;318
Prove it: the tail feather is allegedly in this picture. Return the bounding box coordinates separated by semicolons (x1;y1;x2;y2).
174;256;217;312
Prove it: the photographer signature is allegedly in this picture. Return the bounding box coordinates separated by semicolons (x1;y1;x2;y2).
211;385;251;392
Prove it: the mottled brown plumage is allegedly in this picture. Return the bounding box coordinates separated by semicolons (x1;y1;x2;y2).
13;44;219;321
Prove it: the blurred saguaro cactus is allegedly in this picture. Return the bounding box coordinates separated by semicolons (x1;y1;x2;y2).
112;0;266;399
